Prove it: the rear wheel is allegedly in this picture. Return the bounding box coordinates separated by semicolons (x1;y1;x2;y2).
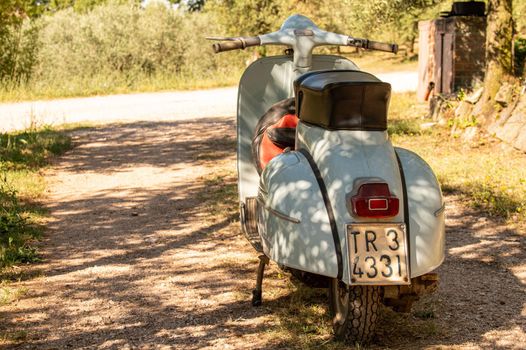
328;279;380;344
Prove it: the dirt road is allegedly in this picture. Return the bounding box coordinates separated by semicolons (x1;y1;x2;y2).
0;71;416;133
1;118;525;349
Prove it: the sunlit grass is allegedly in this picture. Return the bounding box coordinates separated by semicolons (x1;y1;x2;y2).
0;70;242;103
347;50;418;74
1;126;73;270
0;284;27;306
389;93;526;229
0;52;418;103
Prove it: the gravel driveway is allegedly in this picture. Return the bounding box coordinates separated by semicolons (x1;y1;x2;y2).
1;117;524;349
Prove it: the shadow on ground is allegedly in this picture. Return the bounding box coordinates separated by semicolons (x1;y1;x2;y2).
1;118;524;349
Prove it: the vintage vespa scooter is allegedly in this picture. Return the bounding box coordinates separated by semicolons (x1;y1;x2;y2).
209;14;445;344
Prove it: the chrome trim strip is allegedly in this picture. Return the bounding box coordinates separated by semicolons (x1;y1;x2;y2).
256;196;301;224
434;202;446;217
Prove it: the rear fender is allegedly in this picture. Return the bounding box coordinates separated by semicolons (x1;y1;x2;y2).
258;126;445;283
395;147;445;276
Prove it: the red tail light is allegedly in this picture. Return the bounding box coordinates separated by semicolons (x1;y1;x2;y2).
350;183;399;218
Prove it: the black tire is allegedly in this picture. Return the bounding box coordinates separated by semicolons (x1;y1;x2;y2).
328;279;381;344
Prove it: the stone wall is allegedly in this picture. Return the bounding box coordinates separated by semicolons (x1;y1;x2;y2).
490;87;526;152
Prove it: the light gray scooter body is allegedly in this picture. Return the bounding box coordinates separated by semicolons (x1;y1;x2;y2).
259;125;445;284
237;55;359;202
238;54;445;285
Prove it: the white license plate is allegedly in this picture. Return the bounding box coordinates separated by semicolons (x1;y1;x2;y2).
347;223;410;285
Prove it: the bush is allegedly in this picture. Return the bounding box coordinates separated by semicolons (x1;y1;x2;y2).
0;20;40;86
0;127;73;268
0;181;39;268
1;1;247;99
33;2;244;94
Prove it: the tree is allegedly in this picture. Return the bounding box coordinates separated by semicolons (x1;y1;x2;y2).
0;1;41;84
187;0;206;11
205;0;286;36
43;0;112;12
475;0;514;123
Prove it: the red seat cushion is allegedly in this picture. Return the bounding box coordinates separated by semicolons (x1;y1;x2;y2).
259;114;298;170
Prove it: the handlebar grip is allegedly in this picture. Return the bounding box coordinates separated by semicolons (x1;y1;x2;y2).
348;37;398;54
212;36;261;53
367;40;398;54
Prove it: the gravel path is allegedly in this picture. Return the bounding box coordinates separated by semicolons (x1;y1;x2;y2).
0;72;416;133
1;117;524;349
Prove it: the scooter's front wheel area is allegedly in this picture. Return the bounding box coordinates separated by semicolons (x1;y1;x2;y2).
328;279;380;344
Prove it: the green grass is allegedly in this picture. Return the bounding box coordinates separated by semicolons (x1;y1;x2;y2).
0;126;72;269
0;284;27;305
389;93;526;229
194;91;525;348
0;70;242;102
198;170;238;219
345;50;418;74
0;52;415;103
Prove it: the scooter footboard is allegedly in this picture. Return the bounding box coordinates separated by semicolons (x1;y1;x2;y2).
258;151;338;278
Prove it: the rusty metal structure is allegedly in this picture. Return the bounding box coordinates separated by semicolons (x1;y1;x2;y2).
417;2;487;102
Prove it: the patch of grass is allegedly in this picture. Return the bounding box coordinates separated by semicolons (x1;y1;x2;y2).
389;92;429;121
388;119;422;136
344;50;418;74
413;309;435;320
389;93;526;229
387;92;430;137
0;284;28;306
0;330;28;344
0;177;43;268
376;304;443;345
1;127;71;170
1;126;73;270
0;70;242;103
265;283;344;350
198;169;238;219
195;138;236;161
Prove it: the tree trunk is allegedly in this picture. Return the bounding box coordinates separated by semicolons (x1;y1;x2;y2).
476;0;514;123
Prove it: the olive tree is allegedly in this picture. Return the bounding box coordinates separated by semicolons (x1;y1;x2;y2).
475;0;514;122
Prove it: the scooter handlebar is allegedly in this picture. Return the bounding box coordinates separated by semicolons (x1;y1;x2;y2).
212;36;261;53
210;34;397;55
348;37;398;54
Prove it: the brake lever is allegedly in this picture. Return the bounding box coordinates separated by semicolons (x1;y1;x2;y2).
348;37;398;54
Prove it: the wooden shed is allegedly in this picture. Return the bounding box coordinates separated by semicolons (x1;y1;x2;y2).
417;16;486;102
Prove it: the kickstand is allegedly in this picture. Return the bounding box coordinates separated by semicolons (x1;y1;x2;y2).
252;254;269;307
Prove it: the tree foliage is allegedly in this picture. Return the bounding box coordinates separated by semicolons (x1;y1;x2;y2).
0;0;524;96
204;0;449;52
204;0;286;36
0;1;41;85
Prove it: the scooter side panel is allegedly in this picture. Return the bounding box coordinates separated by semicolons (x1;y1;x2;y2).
237;55;359;204
395;147;446;277
259;151;338;277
